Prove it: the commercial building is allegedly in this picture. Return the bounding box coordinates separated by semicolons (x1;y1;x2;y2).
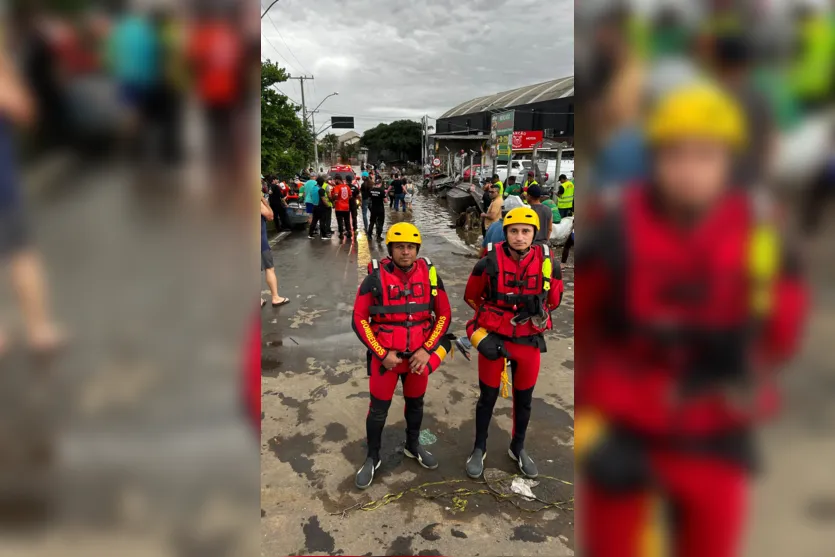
430;76;574;175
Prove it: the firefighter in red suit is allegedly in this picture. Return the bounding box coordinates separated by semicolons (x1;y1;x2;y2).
463;207;564;480
351;222;453;489
575;84;808;557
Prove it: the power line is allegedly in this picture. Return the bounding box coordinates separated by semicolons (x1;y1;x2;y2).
264;13;312;77
261;34;298;74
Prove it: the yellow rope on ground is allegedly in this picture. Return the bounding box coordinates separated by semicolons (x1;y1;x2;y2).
500;359;511;398
332;475;574;517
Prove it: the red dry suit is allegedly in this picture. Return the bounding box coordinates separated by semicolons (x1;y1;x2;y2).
575;185;808;557
465;242;563;340
353;257;452;399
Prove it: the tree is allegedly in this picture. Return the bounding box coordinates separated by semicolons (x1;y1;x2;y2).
320;133;339;166
360;120;422;161
339;141;360;164
261;60;314;177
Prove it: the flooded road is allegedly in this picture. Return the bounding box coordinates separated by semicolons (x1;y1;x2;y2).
261;188;576;556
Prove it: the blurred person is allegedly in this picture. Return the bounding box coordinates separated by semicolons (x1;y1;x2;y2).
332;175;353;241
151;6;188;165
261;195;289;308
789;1;835;113
321;176;335;238
492;173;504;198
481;184;503;231
10;3;69;152
0;49;66;354
575;83;808;557
351;223;452;489
368;176;387;241
463;207;563;479
106;2;159;137
526;185;553;246
706;27;776;187
187;4;244;175
801;127;835;235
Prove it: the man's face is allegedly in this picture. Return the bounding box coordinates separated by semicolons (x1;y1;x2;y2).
506;225;535;251
654;139;731;211
489;187;499;199
391;242;418;268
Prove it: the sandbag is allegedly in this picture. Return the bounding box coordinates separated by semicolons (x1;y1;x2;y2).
550;216;573;244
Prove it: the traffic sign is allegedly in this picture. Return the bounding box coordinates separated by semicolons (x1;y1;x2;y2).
432;158;441;167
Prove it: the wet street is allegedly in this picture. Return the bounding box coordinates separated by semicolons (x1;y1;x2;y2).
261;190;576;556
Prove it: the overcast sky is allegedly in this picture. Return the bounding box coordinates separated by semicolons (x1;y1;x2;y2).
261;0;574;134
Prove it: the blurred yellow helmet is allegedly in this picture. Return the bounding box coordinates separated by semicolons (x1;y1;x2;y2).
646;83;746;148
385;222;422;246
503;207;540;232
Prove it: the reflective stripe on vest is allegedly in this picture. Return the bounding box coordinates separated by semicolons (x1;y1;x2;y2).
558;181;574;209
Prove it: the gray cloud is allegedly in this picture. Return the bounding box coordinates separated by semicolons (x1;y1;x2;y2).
261;0;573;133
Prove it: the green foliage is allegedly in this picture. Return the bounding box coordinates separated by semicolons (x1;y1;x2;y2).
261;60;314;177
360;120;422;160
320;133;339;165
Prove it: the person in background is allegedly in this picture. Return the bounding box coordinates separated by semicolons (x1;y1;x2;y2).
492;174;504;198
392;173;406;212
368;176;387;241
504;175;521;198
0;48;66;356
526;185;553;245
404;179;415;211
522;171;539;202
481;184;503;231
556;174;575;218
307;175;325;239
350;176;361;233
187;3;244;175
319;176;335;239
261;195;289;308
332;175;353;242
269;176;292;232
360;172;373;233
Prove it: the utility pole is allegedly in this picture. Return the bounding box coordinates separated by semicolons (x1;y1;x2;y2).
288;75;314;168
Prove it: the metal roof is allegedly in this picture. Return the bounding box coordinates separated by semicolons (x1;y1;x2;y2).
439;76;574;119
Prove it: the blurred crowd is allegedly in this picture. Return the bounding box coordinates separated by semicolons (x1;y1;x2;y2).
1;0;259;182
579;0;835;234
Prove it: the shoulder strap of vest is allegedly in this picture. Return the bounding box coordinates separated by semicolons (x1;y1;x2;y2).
420;257;438;300
540;244;552;292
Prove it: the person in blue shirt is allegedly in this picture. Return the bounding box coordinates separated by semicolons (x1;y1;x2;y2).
304;175;320;229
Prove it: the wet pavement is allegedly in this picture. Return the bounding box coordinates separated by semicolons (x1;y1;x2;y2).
261;190;576;556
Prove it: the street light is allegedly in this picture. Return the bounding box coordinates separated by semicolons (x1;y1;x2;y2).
309;92;339;170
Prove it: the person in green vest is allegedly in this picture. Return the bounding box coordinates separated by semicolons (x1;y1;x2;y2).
504;175;522;198
556;174;574;218
522;171;539;203
491;174;504;198
541;197;561;225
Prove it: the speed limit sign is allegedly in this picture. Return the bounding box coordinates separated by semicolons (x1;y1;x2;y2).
432;158;441;167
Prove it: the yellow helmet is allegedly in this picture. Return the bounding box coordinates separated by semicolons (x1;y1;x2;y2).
503;207;540;232
646;83;746;148
385;222;422;247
